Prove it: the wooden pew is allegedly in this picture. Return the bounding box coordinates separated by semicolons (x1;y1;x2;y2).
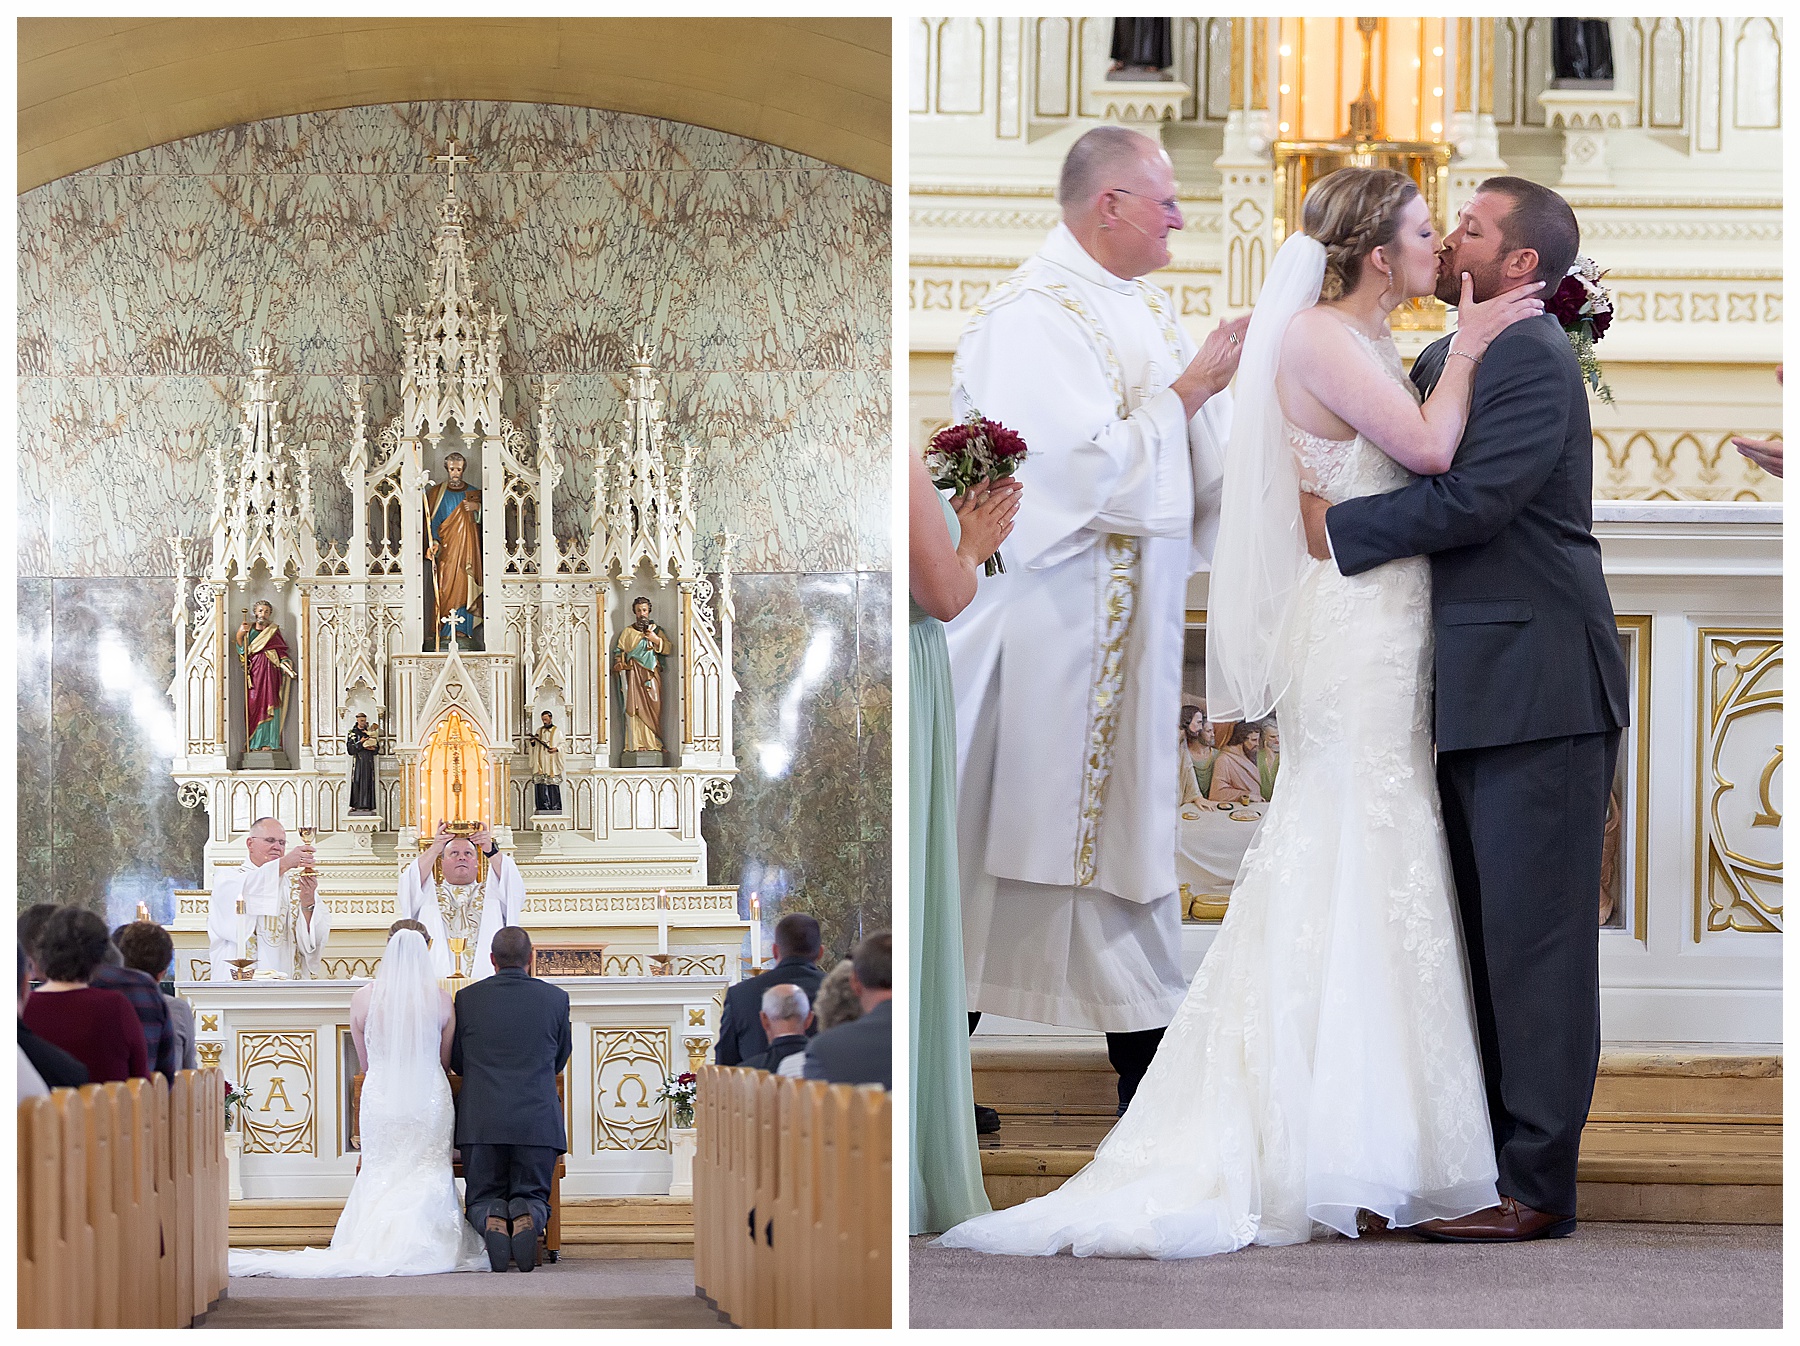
692;1066;891;1329
16;1069;229;1329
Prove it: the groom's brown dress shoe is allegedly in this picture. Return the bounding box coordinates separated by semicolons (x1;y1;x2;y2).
1412;1195;1576;1242
482;1214;513;1271
511;1213;540;1271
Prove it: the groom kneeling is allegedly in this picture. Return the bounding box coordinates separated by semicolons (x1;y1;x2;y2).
452;926;573;1271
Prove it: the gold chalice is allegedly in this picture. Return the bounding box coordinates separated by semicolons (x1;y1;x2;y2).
447;936;469;982
296;825;320;879
227;958;257;982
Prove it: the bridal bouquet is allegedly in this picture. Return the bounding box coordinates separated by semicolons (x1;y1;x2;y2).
658;1071;699;1130
1548;255;1615;406
926;410;1029;574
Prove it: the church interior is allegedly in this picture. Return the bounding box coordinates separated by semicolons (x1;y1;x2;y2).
19;17;891;1329
908;17;1779;1327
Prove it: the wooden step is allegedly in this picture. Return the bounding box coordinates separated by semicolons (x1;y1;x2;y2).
969;1037;1782;1224
229;1195;695;1257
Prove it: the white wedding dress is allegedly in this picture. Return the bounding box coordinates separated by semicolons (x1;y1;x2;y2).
938;245;1499;1259
230;931;488;1278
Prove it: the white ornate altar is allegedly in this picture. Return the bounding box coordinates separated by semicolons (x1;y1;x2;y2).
161;148;749;984
189;977;725;1199
155;149;756;1203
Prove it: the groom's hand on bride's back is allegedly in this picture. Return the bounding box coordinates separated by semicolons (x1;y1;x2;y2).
1299;492;1332;561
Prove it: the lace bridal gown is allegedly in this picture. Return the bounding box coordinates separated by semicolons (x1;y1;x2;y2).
938;311;1500;1260
230;931;488;1278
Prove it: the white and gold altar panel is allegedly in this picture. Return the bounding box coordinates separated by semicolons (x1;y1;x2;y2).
189;977;725;1199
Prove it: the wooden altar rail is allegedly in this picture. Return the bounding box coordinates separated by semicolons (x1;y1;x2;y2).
693;1065;891;1329
17;1069;229;1329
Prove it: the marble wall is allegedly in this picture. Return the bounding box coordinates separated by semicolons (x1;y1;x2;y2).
19;102;892;956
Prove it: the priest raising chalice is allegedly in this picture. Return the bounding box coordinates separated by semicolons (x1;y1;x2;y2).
396;820;525;982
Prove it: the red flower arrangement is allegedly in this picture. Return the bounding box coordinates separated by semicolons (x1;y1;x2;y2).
1549;256;1614;405
925;411;1030;575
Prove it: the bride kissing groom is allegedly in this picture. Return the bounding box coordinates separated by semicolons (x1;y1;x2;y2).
941;151;1626;1258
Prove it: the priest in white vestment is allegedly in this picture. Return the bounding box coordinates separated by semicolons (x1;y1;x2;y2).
946;126;1247;1109
396;823;525;981
207;817;331;981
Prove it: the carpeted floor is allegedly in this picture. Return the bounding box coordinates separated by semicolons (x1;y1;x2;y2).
200;1255;727;1329
910;1223;1782;1329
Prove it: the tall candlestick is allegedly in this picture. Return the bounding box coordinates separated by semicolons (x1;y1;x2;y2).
749;890;762;969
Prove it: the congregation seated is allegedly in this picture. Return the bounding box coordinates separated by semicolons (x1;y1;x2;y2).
742;984;812;1072
801;931;892;1090
116;920;199;1071
19;946;86;1097
714;912;825;1066
20;906;149;1083
775;958;863;1078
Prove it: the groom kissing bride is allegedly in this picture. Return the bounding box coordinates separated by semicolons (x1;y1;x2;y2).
942;131;1625;1260
232;923;573;1278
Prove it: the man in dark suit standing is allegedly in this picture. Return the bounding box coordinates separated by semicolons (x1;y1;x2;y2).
452;926;572;1271
1303;176;1629;1243
803;932;891;1089
714;912;825;1066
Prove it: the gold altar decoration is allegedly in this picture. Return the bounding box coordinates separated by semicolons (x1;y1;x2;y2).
592;1027;671;1152
237;1030;317;1156
417;709;491;839
1696;630;1783;939
1273;16;1453;332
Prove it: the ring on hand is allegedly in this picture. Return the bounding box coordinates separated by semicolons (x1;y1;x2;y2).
1228;334;1239;345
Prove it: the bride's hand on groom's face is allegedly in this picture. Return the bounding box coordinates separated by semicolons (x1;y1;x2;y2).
1299;492;1332;562
1454;273;1546;356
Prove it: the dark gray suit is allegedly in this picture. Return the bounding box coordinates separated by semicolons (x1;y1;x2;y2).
714;956;824;1066
452;966;573;1231
1325;313;1628;1219
801;998;891;1089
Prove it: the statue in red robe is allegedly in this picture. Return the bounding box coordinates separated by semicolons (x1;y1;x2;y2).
237;600;295;754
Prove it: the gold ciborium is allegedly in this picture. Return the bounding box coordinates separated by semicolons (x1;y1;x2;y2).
296;825;320;879
447;936;470;982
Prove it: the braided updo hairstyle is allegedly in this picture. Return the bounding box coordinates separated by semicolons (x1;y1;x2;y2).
1302;167;1421;301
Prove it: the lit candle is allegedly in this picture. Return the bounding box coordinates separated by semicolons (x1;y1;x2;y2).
658;888;669;955
749;891;762;969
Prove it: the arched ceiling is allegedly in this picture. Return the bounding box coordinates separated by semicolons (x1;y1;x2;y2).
19;16;892;192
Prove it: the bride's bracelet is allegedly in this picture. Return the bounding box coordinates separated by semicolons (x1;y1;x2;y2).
1447;346;1482;369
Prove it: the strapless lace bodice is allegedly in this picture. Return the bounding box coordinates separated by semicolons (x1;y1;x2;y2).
1286;324;1421;505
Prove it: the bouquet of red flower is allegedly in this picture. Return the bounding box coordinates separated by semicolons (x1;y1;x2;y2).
1547;255;1614;406
925;410;1029;575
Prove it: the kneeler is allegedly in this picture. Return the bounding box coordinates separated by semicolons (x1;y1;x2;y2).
350;1072;566;1262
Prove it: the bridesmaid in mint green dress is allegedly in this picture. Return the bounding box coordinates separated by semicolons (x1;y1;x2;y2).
909;451;1020;1235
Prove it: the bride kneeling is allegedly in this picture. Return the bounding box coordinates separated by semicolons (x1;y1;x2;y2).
230;925;488;1277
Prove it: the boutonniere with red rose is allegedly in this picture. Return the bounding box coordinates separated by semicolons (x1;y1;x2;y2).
926;411;1030;575
1547;256;1614;406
